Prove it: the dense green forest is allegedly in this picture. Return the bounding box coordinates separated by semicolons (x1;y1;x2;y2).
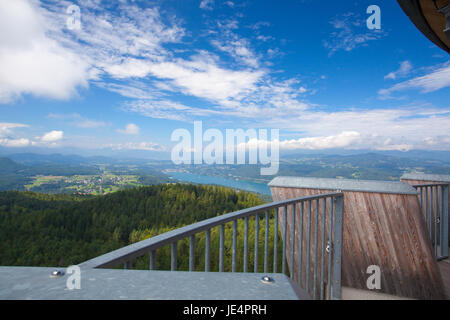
0;184;281;272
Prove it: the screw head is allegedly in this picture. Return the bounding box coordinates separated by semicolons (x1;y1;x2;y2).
326;241;332;253
261;276;274;284
50;270;65;278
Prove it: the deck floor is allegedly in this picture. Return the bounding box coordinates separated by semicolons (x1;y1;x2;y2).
438;257;450;300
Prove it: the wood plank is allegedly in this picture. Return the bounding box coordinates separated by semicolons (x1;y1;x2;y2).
437;259;450;299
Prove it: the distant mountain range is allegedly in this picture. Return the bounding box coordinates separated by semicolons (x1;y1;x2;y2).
0;151;449;193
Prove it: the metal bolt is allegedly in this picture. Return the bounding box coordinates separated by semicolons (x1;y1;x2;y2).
50;270;65;278
261;276;274;284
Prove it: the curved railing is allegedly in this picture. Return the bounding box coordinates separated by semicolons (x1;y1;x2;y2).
80;192;344;300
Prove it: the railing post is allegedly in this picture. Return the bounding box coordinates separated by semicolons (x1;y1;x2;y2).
430;186;434;241
320;197;326;300
264;210;269;274
232;220;237;272
205;229;210;272
313;199;319;299
254;213;259;273
171;242;177;271
434;186;438;257
189;235;195;272
332;195;343;300
282;206;287;275
327;197;334;300
441;185;449;258
219;224;225;272
297;201;304;287
244;217;248;272
305;200;311;290
290;204;296;280
273;208;278;273
149;250;156;270
425;186;428;228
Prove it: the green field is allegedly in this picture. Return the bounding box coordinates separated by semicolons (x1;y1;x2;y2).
24;173;144;195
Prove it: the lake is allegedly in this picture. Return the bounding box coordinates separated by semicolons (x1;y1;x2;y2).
168;172;271;195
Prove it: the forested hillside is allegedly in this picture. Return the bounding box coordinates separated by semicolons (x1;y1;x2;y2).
0;184;266;269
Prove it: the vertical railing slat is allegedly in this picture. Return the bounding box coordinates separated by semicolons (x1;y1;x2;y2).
149;250;156;270
306;200;311;292
282;206;287;275
205;229;210;272
219;224;225;272
425;186;428;229
298;201;304;287
434;186;438;257
332;196;344;300
313;199;319;299
441;185;449;258
244;216;249;272
232;220;237;272
320;197;327;300
171;241;177;271
430;186;434;241
418;187;422;207
264;210;269;273
327;197;334;300
189;234;195;272
290;203;296;280
254;213;259;273
273;208;278;273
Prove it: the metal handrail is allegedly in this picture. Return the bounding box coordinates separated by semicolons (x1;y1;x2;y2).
79;191;344;300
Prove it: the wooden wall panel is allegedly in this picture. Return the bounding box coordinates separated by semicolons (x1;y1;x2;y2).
271;186;445;299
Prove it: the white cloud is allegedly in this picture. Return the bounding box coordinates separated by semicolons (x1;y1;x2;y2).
47;113;105;128
0;138;30;147
109;141;164;151
211;39;259;68
279;131;361;150
0;122;30;147
0;0;185;103
117;123;140;135
0;122;29;136
105;54;264;103
379;63;450;98
124;99;224;122
40;130;64;142
200;0;214;10
299;86;307;93
324;13;385;56
384;61;413;80
75;120;106;129
0;0;91;103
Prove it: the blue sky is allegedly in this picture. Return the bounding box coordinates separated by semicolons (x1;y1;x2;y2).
0;0;449;158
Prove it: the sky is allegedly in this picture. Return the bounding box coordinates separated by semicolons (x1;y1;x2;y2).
0;0;449;159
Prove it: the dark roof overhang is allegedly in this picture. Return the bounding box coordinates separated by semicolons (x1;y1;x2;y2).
397;0;450;54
